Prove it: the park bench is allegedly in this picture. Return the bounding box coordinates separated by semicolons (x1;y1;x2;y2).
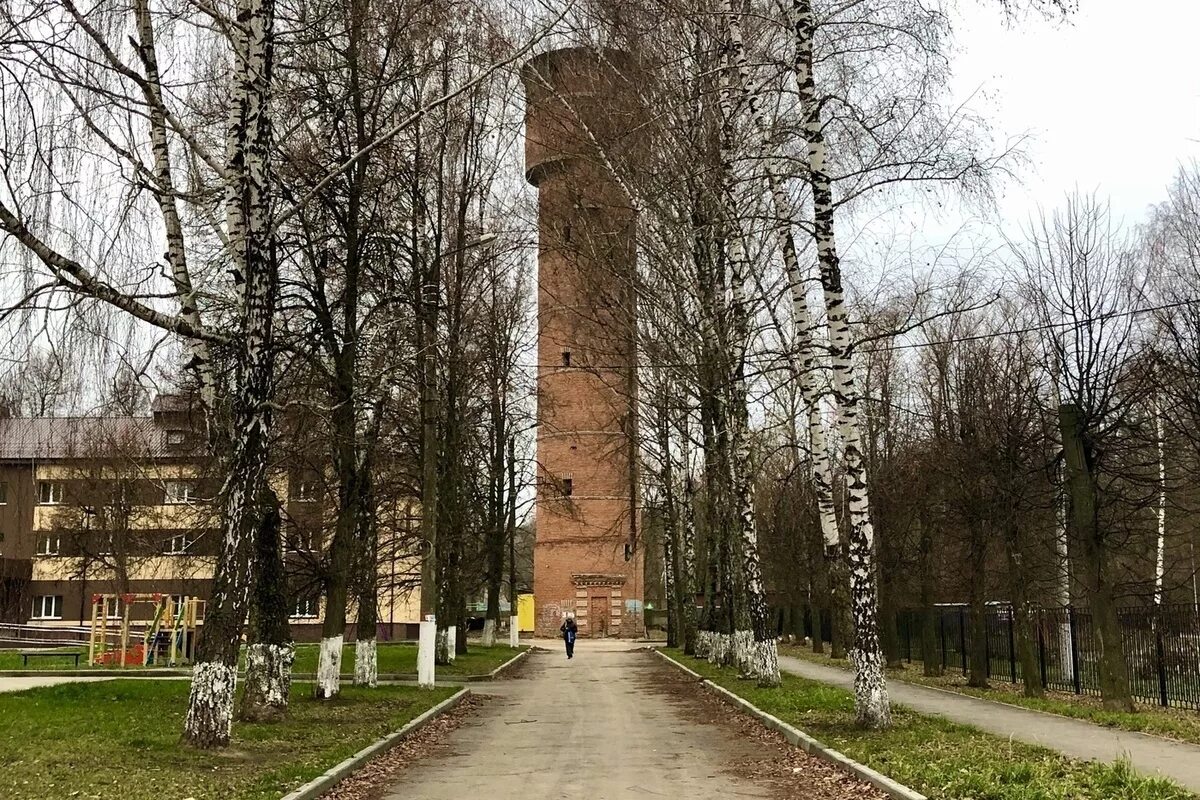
19;650;82;667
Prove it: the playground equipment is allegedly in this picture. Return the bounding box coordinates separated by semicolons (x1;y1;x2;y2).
88;593;202;667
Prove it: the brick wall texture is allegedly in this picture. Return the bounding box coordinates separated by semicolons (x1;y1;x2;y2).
523;48;644;639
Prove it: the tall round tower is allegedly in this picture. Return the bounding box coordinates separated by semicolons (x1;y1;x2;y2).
522;48;643;638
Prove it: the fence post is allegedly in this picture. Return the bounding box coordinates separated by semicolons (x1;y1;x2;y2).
1068;605;1082;695
959;607;967;676
1036;611;1048;689
1008;608;1018;683
940;613;947;670
905;613;912;663
1155;612;1169;708
984;612;992;679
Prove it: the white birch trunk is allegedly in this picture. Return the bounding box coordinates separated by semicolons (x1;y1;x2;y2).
481;618;497;648
316;635;343;698
354;638;378;687
1155;396;1166;606
778;0;889;727
716;12;781;689
132;0;218;417
185;662;238;746
509;615;520;648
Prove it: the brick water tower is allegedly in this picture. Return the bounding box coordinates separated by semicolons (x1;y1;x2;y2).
522;48;643;638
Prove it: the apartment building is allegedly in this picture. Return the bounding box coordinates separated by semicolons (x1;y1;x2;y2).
0;395;422;642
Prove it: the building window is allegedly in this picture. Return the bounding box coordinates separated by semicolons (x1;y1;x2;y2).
292;596;319;618
165;533;191;555
38;481;63;505
0;481;7;504
561;351;572;367
164;480;195;505
287;529;321;552
32;595;63;620
96;534;115;556
562;477;573;497
36;535;61;556
293;479;319;502
166;429;187;446
106;599;124;620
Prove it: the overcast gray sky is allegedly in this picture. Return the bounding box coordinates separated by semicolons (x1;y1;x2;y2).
951;0;1200;226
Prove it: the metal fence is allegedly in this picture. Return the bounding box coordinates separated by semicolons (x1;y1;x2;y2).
892;603;1200;710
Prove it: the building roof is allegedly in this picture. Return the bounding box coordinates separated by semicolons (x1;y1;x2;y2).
0;416;175;461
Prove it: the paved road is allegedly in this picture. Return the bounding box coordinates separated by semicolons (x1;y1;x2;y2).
382;641;769;799
779;654;1200;792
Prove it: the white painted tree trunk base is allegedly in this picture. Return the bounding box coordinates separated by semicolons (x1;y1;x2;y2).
184;661;238;748
709;633;731;666
751;638;781;687
481;619;497;648
418;620;436;688
850;648;892;729
695;630;712;659
732;629;755;677
354;638;377;687
315;635;343;699
446;626;457;662
509;615;520;648
242;642;294;720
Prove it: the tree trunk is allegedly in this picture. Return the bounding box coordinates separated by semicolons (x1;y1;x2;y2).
353;474;379;687
1005;526;1042;697
917;514;942;676
679;477;700;656
1059;403;1133;711
779;0;889;727
967;517;990;689
240;493;293;722
483;381;506;649
182;0;278;745
967;593;990;689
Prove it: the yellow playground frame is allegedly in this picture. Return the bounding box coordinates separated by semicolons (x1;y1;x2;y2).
88;593;202;667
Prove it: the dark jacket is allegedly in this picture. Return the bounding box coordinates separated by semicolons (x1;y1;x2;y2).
560;618;578;642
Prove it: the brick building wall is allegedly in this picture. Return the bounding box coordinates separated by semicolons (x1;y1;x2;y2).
523;48;645;638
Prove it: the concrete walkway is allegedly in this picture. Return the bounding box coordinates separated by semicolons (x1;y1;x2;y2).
382;641;770;799
779;654;1200;792
0;675;114;694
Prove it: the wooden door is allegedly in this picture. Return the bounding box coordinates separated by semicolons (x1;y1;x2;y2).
590;595;609;638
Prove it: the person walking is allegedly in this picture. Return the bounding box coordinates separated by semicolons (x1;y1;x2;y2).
560;613;578;659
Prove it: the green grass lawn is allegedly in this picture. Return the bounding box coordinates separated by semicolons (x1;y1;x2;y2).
0;648;94;670
668;649;1195;800
1;642;524;677
0;679;456;800
782;645;1200;747
287;642;523;676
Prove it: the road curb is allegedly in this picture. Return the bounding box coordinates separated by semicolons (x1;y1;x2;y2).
479;647;531;680
280;687;470;800
654;650;927;800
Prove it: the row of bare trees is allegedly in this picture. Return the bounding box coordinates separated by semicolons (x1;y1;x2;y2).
0;0;537;747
